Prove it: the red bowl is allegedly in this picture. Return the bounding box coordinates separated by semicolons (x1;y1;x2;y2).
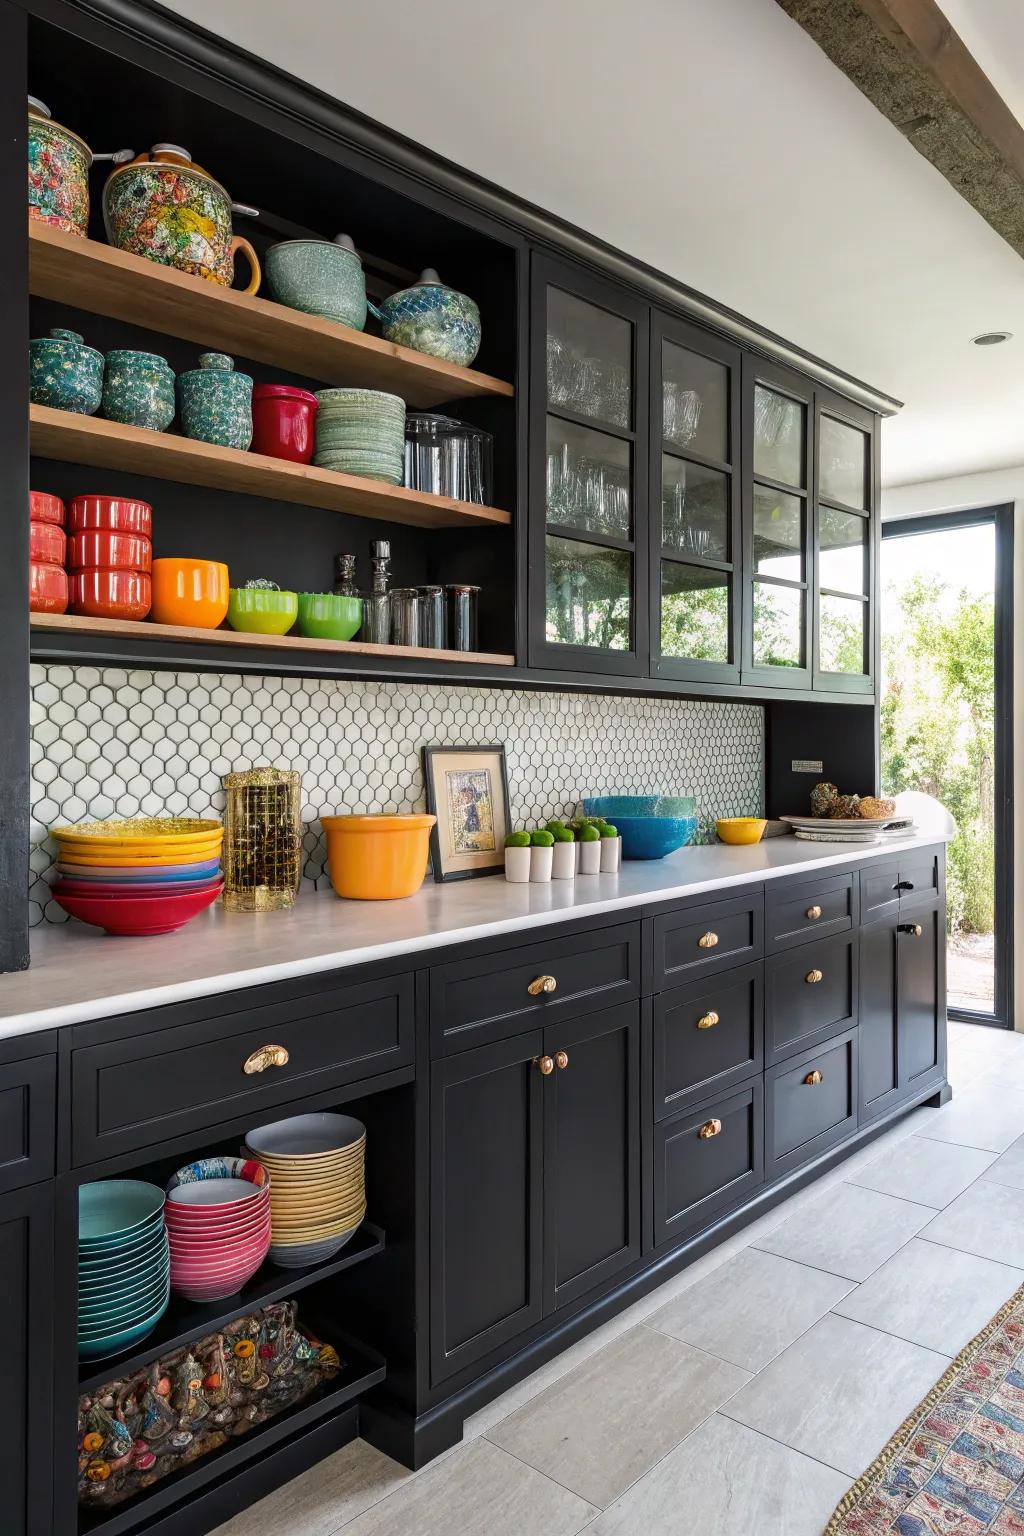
30;491;65;526
29;561;68;614
166;1221;271;1250
171;1256;268;1286
68;495;153;537
170;1245;270;1277
52;884;220;936
29;521;66;566
53;879;223;899
70;569;152;621
251;384;318;464
165;1199;270;1232
68;530;152;573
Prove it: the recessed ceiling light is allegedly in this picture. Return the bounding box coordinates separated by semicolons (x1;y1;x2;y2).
971;331;1013;345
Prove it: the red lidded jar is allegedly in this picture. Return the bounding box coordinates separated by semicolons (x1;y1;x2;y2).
251;383;319;465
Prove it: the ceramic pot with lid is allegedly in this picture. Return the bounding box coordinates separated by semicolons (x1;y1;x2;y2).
30;327;104;414
102;350;176;432
103;145;261;292
27;97;133;239
178;353;253;450
265;234;378;331
251;383;318;463
376;269;481;367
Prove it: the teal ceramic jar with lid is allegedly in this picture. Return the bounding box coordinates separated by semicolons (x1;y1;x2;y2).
102;350;176;432
30;327;104;414
178;352;253;450
376;269;481;367
265;234;378;331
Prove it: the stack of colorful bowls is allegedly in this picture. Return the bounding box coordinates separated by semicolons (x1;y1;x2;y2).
245;1112;366;1269
50;818;224;935
165;1157;271;1302
313;388;405;484
68;494;153;620
29;490;68;613
78;1180;169;1361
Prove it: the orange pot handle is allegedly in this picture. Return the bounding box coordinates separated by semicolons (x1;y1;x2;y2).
230;235;261;296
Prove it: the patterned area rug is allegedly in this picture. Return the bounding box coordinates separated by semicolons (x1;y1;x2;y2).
826;1283;1024;1534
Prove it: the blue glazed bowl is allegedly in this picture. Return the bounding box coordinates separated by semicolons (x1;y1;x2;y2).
584;795;697;820
609;815;698;861
77;1287;170;1359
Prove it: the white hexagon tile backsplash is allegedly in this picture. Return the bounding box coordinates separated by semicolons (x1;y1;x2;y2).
29;665;764;925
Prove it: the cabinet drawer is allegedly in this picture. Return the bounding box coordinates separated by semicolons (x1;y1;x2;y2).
766;873;854;953
861;861;900;921
765;932;856;1064
0;1056;55;1194
72;971;414;1164
650;891;764;990
862;851;940;921
654;1082;764;1247
766;1028;858;1180
897;852;941;909
429;922;641;1056
653;962;763;1118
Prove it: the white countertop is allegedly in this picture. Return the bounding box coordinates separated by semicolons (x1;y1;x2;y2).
0;832;947;1040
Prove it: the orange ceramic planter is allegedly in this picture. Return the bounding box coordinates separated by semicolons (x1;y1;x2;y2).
151;558;229;629
321;814;436;900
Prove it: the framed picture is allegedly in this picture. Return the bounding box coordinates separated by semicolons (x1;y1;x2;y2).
422;744;511;882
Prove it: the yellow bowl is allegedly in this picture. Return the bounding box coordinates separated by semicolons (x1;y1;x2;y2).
52;818;222;845
54;846;222;867
321;814;436;901
716;817;767;846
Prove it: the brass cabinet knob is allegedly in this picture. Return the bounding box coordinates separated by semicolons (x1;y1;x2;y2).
243;1044;290;1075
804;1069;823;1085
698;931;719;950
555;1050;569;1070
805;968;823;984
528;974;558;996
806;905;822;920
536;1055;555;1075
696;1010;720;1030
699;1118;723;1139
899;923;923;937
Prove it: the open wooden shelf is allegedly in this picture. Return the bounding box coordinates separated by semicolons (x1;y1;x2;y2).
29;223;514;408
30;405;511;530
31;612;516;668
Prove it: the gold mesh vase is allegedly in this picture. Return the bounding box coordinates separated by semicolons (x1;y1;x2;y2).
222;768;302;912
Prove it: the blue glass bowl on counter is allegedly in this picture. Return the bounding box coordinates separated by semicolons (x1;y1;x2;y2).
583;796;698;860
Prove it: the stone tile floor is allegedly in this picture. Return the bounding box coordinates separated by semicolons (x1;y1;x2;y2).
213;1021;1024;1536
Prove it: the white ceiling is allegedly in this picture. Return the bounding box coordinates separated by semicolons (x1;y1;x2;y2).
166;0;1024;489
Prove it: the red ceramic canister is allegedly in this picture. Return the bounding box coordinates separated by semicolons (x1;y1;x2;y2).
29;519;66;566
29;561;69;614
68;530;152;573
251;383;319;464
29;491;65;526
69;569;152;620
68;494;153;538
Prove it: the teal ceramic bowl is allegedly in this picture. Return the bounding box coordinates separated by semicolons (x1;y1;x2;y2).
79;1180;165;1243
297;592;363;642
79;1243;169;1290
79;1234;168;1279
79;1266;170;1323
227;587;298;635
78;1222;167;1269
77;1289;170;1359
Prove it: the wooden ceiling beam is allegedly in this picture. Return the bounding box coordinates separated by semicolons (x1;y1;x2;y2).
776;0;1024;258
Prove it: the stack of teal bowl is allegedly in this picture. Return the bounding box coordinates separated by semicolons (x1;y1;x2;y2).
313;388;406;484
78;1180;170;1361
583;795;698;860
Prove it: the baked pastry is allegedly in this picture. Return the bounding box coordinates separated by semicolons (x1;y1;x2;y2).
857;796;896;821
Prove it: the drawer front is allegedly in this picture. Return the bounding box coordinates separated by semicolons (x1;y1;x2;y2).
653;962;763;1118
655;1082;764;1246
861;860;901;921
765;932;856;1065
0;1057;55;1194
897;852;941;909
651;891;764;990
766;873;854;954
72;972;414;1164
430;922;641;1056
766;1028;858;1180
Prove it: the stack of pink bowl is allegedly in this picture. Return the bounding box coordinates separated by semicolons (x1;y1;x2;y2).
165;1157;270;1302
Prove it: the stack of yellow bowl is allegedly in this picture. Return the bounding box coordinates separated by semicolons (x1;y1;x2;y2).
244;1112;366;1269
50;818;224;936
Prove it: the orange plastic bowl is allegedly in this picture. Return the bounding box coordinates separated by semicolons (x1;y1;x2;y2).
321;814;436;900
151;558;229;629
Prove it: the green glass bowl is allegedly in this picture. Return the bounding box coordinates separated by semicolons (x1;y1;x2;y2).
297;592;363;642
227;587;298;635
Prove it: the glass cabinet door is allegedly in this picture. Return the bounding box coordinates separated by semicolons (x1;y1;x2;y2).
742;359;813;687
651;315;741;682
814;391;875;692
530;255;648;675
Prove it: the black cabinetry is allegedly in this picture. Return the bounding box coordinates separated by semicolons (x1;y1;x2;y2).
0;1181;54;1536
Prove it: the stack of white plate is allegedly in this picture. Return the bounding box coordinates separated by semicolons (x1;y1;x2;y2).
244;1112;366;1270
313;389;406;484
781;813;917;845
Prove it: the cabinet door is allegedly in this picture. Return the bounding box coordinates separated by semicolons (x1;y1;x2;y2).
859;914;901;1124
0;1184;53;1536
813;389;876;695
649;313;742;684
899;899;946;1093
430;1032;545;1384
530;253;649;676
543;1002;641;1311
742;357;813;689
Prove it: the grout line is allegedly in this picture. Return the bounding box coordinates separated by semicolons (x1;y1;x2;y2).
714;1407;857;1481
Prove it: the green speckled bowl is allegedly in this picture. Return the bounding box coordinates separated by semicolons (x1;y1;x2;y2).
227;586;298;634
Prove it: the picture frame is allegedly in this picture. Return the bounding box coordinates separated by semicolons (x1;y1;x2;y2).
421;744;511;883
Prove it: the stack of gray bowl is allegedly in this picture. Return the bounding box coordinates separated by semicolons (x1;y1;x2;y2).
314;389;406;485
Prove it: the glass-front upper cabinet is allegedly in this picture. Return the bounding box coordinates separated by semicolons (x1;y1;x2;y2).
814;389;875;692
742;358;814;689
530;255;649;675
650;314;741;683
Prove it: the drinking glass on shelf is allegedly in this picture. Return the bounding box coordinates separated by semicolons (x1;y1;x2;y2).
663;382;701;448
547;334;574;406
